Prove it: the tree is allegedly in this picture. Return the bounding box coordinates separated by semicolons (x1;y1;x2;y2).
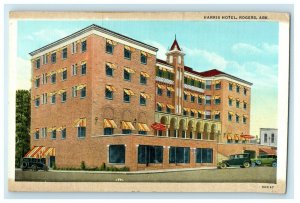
15;90;31;167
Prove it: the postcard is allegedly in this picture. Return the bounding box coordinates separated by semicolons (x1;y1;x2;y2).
8;11;289;193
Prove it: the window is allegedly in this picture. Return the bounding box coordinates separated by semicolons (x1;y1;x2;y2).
41;128;47;138
51;94;56;104
214;114;220;120
109;145;125;163
124;70;131;81
36;58;40;69
51;130;56;139
205;95;211;105
42;73;47;84
61;92;67;102
81;40;87;52
191;111;195;117
62;48;67;59
42;93;47;104
215;82;221;90
243;116;247;124
157;104;162;112
167;90;171;97
214;98;221;105
236;100;240;108
72;86;77;97
205;110;211;120
244;88;247;95
271;134;275;143
157;69;163;77
61;128;66;139
51;52;56;63
157;88;162;96
106;42;113;54
141;53;147;64
196;132;202;139
205;80;211;89
105;88;113;100
139;131;147;135
78;127;86;138
72;64;77;76
140;75;147;84
71;42;77;54
229;99;233;106
169;147;190;163
264;133;268;143
228;113;232;121
191;95;195;103
183;109;188;116
236;115;240;123
198;112;202;119
80;87;86;98
34;97;40;107
42;54;48;65
198;97;202;104
104;128;114;135
166;106;171;113
51;73;56;84
236;86;240;93
106;65;113;77
191;79;195;86
138;145;163;164
34;130;39;140
35;78;40;88
140;95;146;106
124;48;131;59
196;148;213;163
122;129;131;134
62;69;67;81
81;63;87;75
123;91;130;103
243;102;247;110
184;93;188;101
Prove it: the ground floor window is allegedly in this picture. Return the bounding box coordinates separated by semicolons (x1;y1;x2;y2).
122;129;131;134
61;128;66;139
169;147;190;163
197;132;202;139
138;131;147;135
78;127;86;138
138;145;163;164
104;128;114;135
109;145;125;163
196;148;213;163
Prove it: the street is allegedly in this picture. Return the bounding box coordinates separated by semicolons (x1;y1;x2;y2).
15;167;276;183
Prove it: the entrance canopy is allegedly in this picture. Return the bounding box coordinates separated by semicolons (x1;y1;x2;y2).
151;122;167;131
24;146;56;158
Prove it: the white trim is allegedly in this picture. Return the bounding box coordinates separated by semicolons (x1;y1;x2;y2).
156;62;174;71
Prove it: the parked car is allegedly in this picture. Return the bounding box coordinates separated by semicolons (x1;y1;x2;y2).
251;154;277;167
20;157;49;171
218;153;251;169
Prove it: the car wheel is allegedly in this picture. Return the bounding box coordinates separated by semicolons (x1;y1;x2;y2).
31;165;38;172
243;162;250;168
220;163;227;169
272;162;277;168
251;162;256;167
21;162;28;170
256;160;262;165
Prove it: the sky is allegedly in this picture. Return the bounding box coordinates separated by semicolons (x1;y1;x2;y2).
16;20;279;137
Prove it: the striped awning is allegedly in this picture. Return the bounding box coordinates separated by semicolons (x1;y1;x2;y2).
57;67;67;73
243;100;248;104
213;111;220;115
191;93;198;97
42;147;56;157
56;126;66;132
47;127;55;133
157;102;165;108
236;98;240;101
48;91;57;97
166;104;175;109
106;62;117;69
157;84;166;89
198;95;205;99
57;89;66;95
191;109;198;113
141;51;149;57
234;134;239;140
124;45;132;51
24;146;46;158
73;118;86;127
227;134;233;140
184;91;191;96
140;92;150;99
141;71;150;78
166;86;175;92
121;121;136;130
103;119;117;128
106;39;117;45
228;96;234;100
76;84;86;90
183;107;190;112
228;111;234;115
137;123;151;132
213;95;221;99
124;67;135;74
243;114;248;118
106;85;117;92
124;89;135;96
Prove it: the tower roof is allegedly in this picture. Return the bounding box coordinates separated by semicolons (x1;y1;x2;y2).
170;38;182;51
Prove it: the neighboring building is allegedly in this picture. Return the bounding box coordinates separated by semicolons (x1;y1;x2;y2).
27;24;253;170
260;128;278;147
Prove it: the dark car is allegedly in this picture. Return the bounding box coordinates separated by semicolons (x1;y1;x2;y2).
20;158;49;171
251;154;277;167
218;153;251;169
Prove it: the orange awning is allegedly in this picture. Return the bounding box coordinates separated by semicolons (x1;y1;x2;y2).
73;118;86;127
259;148;277;155
103;119;117;128
121;121;135;130
137;123;151;132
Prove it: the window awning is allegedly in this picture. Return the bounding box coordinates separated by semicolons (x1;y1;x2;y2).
243;100;248;104
198;95;205;99
141;71;150;78
234;134;239;140
141;51;149;57
106;39;117;46
184;91;191;96
243;114;248;118
103;119;117;128
213;111;220;115
106;85;117;92
76;84;86;90
240;134;256;139
124;67;135;74
121;121;135;130
106;62;117;69
57;67;67;73
229;111;234;115
191;93;198;97
48;92;57;97
213;95;221;99
213;80;221;84
183;107;190;112
57;89;66;95
47;127;55;133
124;45;134;51
24;146;46;158
73;118;86;127
198;110;204;114
156;102;165;108
151;122;166;131
166;86;175;92
191;109;198;113
137;123;151;132
236;98;240;101
157;84;166;89
166;104;175;109
56;126;66;132
124;89;135;96
259;148;277;155
227;134;233;140
42;147;56;157
228;96;234;100
140;92;150;99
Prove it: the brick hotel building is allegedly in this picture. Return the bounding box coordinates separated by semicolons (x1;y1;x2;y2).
26;24;257;170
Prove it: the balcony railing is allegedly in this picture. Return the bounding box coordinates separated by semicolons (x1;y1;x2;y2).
184;84;204;93
155;76;174;85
